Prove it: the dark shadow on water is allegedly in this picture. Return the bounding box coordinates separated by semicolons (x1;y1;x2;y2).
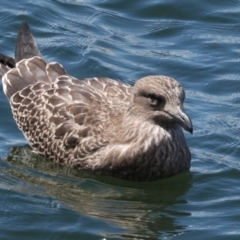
2;145;193;239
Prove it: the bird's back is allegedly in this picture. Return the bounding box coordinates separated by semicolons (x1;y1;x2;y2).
1;22;133;167
3;53;135;162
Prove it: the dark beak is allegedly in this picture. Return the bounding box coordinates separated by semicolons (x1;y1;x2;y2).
165;108;193;133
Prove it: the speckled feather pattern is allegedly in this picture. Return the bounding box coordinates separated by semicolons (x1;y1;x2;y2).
2;56;191;181
0;22;192;181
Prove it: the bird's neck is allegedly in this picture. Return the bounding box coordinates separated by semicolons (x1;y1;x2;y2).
85;104;191;180
94;119;190;180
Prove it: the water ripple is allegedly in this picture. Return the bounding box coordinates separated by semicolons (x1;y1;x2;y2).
1;0;240;239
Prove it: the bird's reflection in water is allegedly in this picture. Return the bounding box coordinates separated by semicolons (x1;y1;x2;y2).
2;145;193;239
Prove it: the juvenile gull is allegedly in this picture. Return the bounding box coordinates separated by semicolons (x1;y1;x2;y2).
0;22;193;181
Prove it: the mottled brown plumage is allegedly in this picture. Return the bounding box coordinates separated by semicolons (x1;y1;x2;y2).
0;22;193;181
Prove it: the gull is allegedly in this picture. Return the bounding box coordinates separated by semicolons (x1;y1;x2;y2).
0;22;192;181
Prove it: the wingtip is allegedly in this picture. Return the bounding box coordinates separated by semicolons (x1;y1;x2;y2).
15;21;42;62
20;21;30;31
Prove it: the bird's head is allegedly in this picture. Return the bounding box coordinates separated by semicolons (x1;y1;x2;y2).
132;75;193;133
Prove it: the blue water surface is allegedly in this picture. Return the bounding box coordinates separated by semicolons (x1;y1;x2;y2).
0;0;240;239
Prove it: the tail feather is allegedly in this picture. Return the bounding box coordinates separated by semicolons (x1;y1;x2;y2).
0;53;15;68
0;53;15;78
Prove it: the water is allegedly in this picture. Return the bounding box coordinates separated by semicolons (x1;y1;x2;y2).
0;0;240;239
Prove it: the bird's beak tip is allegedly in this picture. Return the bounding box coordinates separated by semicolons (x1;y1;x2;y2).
167;108;193;134
186;125;193;134
181;113;193;134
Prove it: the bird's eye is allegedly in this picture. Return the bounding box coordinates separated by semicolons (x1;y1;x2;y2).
147;94;165;106
148;93;155;100
147;93;158;106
